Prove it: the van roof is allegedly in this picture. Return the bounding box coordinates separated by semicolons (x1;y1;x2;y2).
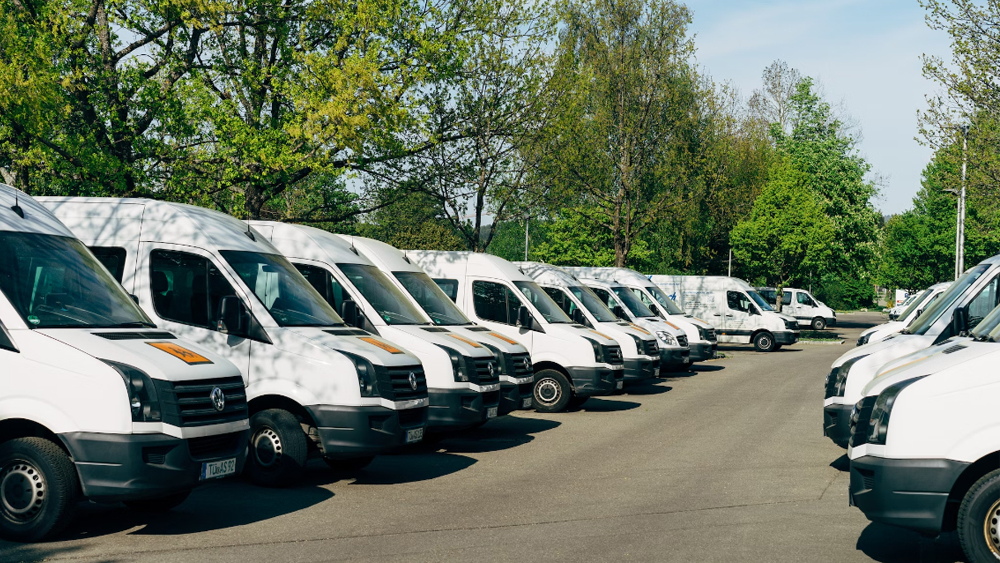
404;251;533;283
649;275;754;291
249;221;375;267
564;267;656;287
0;185;76;237
38;197;276;253
515;262;581;287
342;236;421;274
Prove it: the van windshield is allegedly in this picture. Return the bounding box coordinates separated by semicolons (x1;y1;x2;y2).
338;263;428;325
906;264;991;335
0;232;154;329
568;286;618;322
645;285;685;315
222;251;344;327
513;281;572;323
897;290;929;321
747;290;774;312
394;271;471;326
611;286;656;318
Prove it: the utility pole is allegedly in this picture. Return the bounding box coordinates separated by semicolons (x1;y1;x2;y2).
728;248;732;277
524;215;529;261
955;125;969;279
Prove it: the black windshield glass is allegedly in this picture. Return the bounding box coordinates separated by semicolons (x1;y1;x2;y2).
748;290;774;312
908;264;990;335
897;290;930;322
339;263;428;325
646;285;684;314
513;281;572;323
611;286;656;318
0;233;153;329
394;271;471;326
568;286;618;322
222;251;344;327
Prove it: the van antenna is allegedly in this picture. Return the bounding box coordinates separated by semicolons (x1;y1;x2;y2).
10;191;23;219
244;219;255;241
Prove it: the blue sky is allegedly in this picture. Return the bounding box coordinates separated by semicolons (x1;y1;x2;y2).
685;0;952;215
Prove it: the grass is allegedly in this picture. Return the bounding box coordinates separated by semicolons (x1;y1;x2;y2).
798;330;842;341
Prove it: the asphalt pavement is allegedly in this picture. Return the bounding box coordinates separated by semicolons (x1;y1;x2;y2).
0;312;968;562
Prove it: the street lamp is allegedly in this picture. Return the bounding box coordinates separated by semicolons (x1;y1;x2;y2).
955;125;969;279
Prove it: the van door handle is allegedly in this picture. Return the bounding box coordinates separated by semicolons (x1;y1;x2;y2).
712;313;722;316
725;314;734;317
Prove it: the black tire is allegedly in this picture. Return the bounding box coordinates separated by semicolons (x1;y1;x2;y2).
566;395;589;410
958;469;1000;563
323;456;375;472
753;331;776;353
532;369;572;413
811;317;827;330
246;409;308;487
124;490;190;513
0;437;78;542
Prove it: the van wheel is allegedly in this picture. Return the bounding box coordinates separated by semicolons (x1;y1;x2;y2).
0;437;78;542
812;317;827;330
246;409;308;487
957;468;1000;562
323;456;375;472
753;331;776;352
532;370;572;413
124;491;190;512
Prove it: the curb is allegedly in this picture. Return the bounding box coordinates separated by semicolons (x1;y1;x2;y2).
797;339;845;346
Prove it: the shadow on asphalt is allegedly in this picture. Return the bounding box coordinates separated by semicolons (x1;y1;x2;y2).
0;543;91;562
574;398;641;413
350;451;477;485
623;381;673;396
830;454;850;472
418;416;562;455
856;523;964;562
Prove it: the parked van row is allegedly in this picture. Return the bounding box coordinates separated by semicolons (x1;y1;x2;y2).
822;256;1000;563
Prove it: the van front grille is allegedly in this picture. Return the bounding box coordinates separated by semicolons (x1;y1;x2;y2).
377;365;427;401
509;352;533;377
849;396;877;448
397;407;427;428
187;432;244;460
154;376;247;427
643;340;659;356
473;357;500;385
603;345;624;365
676;335;688;348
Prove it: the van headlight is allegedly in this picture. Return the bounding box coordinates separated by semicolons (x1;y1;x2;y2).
868;376;927;445
102;361;162;422
857;333;871;346
586;338;604;363
656;331;677;347
439;345;474;383
827;355;868;398
341;351;379;397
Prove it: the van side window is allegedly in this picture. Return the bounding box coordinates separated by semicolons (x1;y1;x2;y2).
473;281;519;325
150;250;239;330
294;263;349;313
630;288;656;309
90;247;127;283
727;291;752;313
797;292;814;306
590;287;616;310
434;278;459;302
967;276;1000;329
781;292;792;305
543;287;577;316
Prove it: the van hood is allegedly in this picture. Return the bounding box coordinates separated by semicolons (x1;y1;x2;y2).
862;321;902;338
683;315;712;329
557;323;620;346
284;327;422;368
36;329;244;383
833;332;913;368
447;326;529;355
633;317;686;338
608;321;659;342
862;338;996;397
389;325;497;358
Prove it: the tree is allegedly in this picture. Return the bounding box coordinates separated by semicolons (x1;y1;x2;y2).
535;0;704;267
748;60;801;135
356;191;466;251
730;160;835;299
532;207;651;267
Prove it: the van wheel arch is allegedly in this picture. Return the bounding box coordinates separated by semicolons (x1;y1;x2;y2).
247;395;319;451
944;453;1000;532
0;419;67;455
532;362;573;389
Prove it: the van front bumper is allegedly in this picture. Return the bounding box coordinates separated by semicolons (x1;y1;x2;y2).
427;388;500;431
823;403;853;448
499;380;534;415
687;342;716;362
850;456;968;536
776;331;799;345
60;429;249;503
624;357;660;381
568;366;623;396
306;405;428;458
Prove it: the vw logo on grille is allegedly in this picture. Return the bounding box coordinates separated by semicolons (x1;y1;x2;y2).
523;358;531;371
408;372;418;391
488;362;495;377
210;387;226;412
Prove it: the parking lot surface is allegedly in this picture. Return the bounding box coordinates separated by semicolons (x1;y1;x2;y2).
0;313;967;562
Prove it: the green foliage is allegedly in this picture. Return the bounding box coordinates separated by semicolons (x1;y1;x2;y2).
814;274;875;310
532;208;651;267
730;159;834;289
355;192;466;252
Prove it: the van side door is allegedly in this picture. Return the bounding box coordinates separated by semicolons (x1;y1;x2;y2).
469;280;534;352
723;291;755;343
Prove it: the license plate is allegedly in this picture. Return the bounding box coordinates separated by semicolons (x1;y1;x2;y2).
405;427;424;444
616;381;624;389
487;406;498;418
200;458;236;480
522;398;533;408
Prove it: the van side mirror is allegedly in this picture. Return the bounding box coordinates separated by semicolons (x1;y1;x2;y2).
749;305;760;316
648;303;661;318
129;294;140;306
218;295;247;336
915;309;923;318
517;305;533;329
0;320;18;353
342;299;361;328
953;306;969;335
571;308;585;325
612;305;628;320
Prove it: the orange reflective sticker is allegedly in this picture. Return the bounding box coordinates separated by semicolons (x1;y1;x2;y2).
448;334;482;348
629;324;650;335
663;320;680;330
590;330;612;340
147;342;213;365
488;332;520;345
359;337;404;354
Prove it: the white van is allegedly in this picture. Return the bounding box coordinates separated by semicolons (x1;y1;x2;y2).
847;304;1000;562
516;262;668;380
649;275;799;352
822;256;1000;448
407;251;625;412
40;198;429;487
564;267;717;362
249;222;503;431
572;276;692;372
340;236;534;416
889;290;917;319
0;186;249;541
755;287;837;330
857;283;950;347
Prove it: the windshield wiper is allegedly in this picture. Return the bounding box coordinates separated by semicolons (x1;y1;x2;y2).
112;321;157;328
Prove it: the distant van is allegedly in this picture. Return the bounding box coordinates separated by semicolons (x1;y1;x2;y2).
649;275;799;352
756;287;836;330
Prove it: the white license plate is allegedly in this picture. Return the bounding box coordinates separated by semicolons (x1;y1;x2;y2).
487;406;498;418
616;381;624;390
522;398;533;408
406;427;424;444
200;458;236;480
